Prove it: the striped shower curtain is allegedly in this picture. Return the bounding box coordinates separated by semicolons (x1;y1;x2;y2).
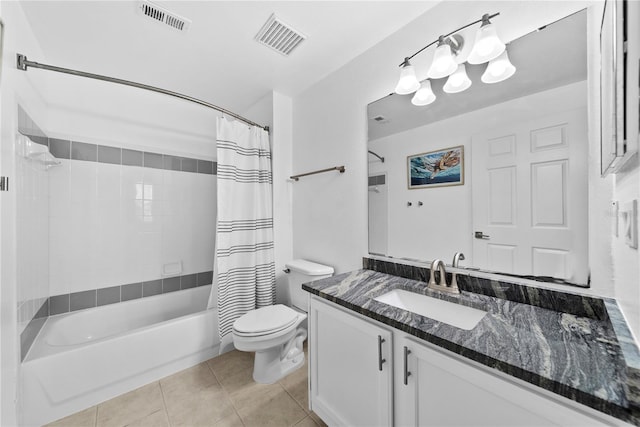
213;117;275;343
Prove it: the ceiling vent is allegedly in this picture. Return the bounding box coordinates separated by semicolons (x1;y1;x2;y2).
138;1;191;32
255;14;306;56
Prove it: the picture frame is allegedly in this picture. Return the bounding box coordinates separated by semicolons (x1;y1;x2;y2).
407;145;464;189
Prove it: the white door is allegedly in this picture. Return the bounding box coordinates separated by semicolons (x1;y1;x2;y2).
471;109;588;283
309;296;393;427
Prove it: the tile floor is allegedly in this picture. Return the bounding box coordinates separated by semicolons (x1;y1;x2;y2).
46;348;327;427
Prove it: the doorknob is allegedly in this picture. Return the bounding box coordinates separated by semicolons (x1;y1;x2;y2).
474;231;490;240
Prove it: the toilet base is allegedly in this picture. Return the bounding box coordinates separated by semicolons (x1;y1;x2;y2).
252;330;307;384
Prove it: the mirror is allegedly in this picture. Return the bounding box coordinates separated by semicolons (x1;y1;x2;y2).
367;10;589;286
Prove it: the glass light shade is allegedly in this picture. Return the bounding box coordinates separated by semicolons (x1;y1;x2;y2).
443;63;472;93
481;50;516;84
427;42;458;79
394;61;420;95
411;80;436;106
467;22;505;64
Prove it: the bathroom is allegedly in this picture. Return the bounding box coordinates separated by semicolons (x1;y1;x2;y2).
2;0;640;426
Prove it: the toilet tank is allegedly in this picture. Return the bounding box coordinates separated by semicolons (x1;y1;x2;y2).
286;259;334;311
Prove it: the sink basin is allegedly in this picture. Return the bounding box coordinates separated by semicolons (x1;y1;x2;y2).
374;289;487;330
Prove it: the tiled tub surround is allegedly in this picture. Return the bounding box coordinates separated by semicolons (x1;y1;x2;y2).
303;269;640;425
17;127;218;360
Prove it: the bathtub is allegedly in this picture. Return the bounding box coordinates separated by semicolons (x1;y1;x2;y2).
21;285;219;426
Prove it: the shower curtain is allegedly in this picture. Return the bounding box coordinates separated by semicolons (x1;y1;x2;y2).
210;117;275;347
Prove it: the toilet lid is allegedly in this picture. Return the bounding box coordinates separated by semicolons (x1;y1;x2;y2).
233;305;299;335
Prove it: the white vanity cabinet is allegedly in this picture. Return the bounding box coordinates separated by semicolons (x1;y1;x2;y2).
395;335;607;426
309;295;618;427
308;296;393;426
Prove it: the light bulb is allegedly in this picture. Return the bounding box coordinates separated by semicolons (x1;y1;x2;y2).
411;80;436;106
481;50;516;84
427;38;458;79
394;58;420;95
443;63;472;93
467;15;506;64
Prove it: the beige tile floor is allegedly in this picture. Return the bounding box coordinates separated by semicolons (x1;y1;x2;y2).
46;348;327;427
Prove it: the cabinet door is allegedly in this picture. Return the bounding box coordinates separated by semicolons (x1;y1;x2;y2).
395;336;607;427
309;297;393;427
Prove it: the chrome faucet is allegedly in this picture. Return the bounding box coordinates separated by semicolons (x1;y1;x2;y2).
428;258;460;294
451;252;465;291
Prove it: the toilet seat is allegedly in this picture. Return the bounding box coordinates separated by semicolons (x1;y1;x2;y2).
233;305;300;338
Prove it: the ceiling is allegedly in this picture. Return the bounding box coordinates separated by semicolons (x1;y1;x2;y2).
19;1;438;115
368;8;587;141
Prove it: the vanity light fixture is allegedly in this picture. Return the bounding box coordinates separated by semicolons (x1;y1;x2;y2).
443;63;472;93
481;49;516;83
395;58;421;95
467;14;506;64
394;12;513;103
411;80;437;106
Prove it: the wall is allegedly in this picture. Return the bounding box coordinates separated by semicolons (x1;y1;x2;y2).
368;82;587;267
292;1;616;293
0;2;50;424
47;141;216;304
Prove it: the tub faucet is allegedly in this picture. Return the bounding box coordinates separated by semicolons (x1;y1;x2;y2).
428;259;460;294
451;252;465;292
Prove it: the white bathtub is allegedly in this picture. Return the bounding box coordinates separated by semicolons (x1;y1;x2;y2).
21;285;219;426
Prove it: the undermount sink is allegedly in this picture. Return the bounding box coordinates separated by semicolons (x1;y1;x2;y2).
374;289;487;330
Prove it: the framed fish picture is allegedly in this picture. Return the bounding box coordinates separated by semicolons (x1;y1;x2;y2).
407;145;464;189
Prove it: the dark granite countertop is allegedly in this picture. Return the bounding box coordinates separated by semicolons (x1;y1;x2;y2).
302;268;640;425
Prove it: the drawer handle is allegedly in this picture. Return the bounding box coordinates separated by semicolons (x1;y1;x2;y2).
403;346;412;385
378;335;386;371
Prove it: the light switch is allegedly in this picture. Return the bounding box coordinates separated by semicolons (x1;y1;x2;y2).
621;200;638;249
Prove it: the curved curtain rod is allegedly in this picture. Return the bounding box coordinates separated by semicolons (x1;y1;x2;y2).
16;54;269;132
368;150;385;163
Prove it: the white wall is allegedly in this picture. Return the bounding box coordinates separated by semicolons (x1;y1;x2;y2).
0;2;50;424
15;135;49;337
292;0;598;276
369;82;588;267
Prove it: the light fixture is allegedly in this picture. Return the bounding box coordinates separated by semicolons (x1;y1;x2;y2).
427;36;459;79
411;80;436;106
481;49;516;83
394;57;420;95
443;63;472;93
393;12;514;108
467;14;506;64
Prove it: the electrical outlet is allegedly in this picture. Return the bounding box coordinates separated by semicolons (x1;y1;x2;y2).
621;200;638;249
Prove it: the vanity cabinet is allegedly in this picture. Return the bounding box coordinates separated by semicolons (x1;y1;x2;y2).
309;295;613;427
395;335;604;426
308;296;393;426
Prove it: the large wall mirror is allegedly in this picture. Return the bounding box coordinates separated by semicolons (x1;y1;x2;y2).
367;9;591;286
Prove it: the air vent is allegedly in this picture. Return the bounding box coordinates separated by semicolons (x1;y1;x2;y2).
138;1;191;32
255;14;306;56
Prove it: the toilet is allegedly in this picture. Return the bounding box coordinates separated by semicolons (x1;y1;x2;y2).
232;259;334;384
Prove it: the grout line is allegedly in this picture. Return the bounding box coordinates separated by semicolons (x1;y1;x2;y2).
93;405;98;427
157;381;173;427
205;354;246;426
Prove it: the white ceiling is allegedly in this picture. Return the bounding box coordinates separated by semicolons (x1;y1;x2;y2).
20;1;438;114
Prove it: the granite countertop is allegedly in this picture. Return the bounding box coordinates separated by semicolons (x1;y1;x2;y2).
302;268;640;425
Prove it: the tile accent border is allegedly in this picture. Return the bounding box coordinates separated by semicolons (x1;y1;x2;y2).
48;270;214;316
22;268;213;360
22;131;217;175
362;257;608;321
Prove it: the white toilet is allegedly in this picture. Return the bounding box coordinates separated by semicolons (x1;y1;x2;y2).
232;259;333;384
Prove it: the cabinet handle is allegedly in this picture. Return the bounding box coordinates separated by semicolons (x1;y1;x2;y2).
378;335;386;371
403;346;412;385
